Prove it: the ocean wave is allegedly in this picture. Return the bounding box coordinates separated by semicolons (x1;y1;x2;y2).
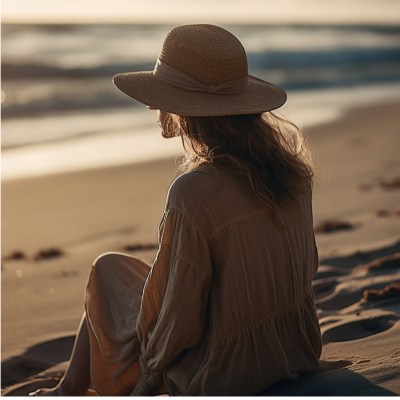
2;23;400;119
1;61;153;80
2;54;400;118
3;46;400;80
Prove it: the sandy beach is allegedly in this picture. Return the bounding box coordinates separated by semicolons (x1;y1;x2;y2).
2;99;400;395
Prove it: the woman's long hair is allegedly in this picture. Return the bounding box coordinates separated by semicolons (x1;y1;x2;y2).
162;112;314;212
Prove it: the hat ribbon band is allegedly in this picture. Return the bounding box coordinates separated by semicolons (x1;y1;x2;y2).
153;59;249;95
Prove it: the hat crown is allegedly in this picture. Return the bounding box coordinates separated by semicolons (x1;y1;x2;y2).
159;24;248;86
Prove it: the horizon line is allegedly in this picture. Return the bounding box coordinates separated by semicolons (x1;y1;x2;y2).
3;18;400;26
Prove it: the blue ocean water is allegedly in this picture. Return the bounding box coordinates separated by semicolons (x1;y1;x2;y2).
2;24;400;179
2;24;400;120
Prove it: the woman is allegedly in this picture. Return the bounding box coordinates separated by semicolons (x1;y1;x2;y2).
32;24;321;396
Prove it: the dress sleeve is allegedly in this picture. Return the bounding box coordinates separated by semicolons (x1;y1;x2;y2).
136;208;212;370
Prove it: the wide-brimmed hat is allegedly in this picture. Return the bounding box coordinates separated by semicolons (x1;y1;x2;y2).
113;24;287;117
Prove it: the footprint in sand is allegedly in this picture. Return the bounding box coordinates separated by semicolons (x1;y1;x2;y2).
322;314;398;344
316;280;400;311
312;278;338;300
362;282;400;304
314;265;349;280
355;253;400;277
315;252;400;310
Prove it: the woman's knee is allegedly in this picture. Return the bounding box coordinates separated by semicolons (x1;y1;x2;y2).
92;252;150;276
92;252;123;274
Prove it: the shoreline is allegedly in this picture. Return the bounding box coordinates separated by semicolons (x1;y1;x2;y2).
2;97;400;394
3;82;400;182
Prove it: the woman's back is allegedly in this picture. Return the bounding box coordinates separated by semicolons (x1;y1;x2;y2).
145;163;321;395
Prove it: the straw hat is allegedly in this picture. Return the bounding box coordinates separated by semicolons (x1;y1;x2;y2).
113;24;287;117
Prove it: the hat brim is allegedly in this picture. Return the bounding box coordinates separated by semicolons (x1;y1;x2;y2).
113;72;287;117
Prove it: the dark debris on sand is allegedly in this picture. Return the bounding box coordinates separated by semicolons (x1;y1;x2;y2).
2;251;27;261
33;248;64;261
314;221;355;234
358;183;374;192
378;176;400;191
376;209;391;217
123;243;158;252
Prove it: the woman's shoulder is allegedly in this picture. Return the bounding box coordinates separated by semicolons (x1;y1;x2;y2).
166;163;222;211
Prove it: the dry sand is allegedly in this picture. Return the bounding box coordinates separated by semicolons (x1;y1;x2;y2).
2;100;400;395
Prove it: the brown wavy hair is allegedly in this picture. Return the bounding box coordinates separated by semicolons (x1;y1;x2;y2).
161;112;314;211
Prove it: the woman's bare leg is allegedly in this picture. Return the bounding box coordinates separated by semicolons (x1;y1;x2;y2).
30;312;91;396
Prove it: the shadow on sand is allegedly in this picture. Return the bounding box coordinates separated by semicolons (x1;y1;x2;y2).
320;240;400;269
261;360;397;396
1;336;74;391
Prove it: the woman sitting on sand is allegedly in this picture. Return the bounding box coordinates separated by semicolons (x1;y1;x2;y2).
32;24;322;396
